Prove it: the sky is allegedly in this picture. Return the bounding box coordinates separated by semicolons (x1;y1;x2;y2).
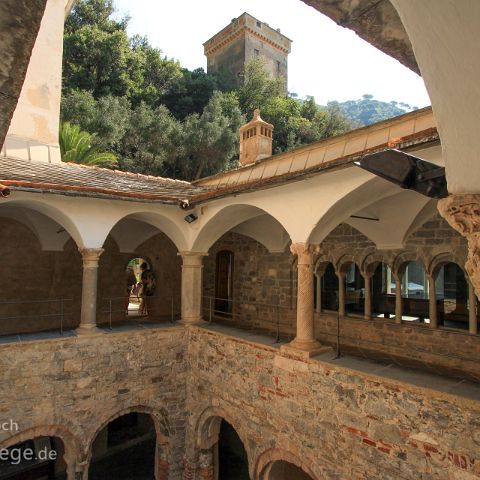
113;0;431;108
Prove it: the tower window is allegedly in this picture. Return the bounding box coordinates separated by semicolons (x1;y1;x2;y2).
276;60;281;76
253;49;260;58
256;21;262;28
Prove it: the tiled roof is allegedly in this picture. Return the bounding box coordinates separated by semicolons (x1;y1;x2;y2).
0;157;211;204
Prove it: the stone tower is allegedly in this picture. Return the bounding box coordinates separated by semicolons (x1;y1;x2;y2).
203;12;292;90
239;109;273;166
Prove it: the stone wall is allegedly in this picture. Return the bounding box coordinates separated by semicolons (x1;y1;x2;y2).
0;326;187;479
314;312;480;380
186;326;480;480
203;231;296;334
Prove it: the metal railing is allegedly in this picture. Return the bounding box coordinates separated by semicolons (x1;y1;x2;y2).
202;295;295;343
101;295;180;330
0;298;74;336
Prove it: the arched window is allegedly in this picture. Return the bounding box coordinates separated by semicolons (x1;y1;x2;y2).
321;263;338;311
268;460;314;480
394;261;429;322
0;436;67;479
215;251;234;315
218;420;249;479
436;262;476;330
372;262;394;318
89;413;156;480
125;257;151;317
344;263;364;315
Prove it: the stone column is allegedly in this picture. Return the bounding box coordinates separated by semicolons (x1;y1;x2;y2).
428;274;438;328
179;252;207;325
281;243;328;357
438;195;480;298
198;449;214;480
183;455;197;480
337;271;346;317
364;274;372;320
315;273;322;313
77;248;103;335
394;272;403;323
468;278;478;335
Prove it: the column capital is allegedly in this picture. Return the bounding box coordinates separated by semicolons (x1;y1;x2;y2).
438;194;480;297
438;194;480;235
178;251;208;266
290;243;319;265
79;248;104;266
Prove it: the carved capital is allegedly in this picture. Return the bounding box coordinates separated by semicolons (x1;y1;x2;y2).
78;248;104;268
438;194;480;297
290;243;319;266
438;194;480;235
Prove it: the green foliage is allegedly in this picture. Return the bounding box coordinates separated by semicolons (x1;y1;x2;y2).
238;59;352;153
336;94;418;126
179;91;244;180
59;122;118;167
63;0;181;104
160;68;230;120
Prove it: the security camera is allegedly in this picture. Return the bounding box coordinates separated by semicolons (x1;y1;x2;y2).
179;199;190;210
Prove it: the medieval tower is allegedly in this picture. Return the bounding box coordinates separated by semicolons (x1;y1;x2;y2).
203;12;292;90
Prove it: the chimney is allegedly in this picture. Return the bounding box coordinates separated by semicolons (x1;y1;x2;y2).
239;109;273;166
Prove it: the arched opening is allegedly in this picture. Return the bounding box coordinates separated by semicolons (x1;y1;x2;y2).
125;257;151;317
436;262;478;330
321;263;338;311
267;460;314;480
371;262;394;318
0;436;67;479
343;263;364;315
0;205;82;337
397;261;430;322
97;217;182;328
217;420;249;480
89;413;156;480
215;250;234;315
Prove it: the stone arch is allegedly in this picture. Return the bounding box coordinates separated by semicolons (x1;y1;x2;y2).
0;424;80;480
192;204;291;253
428;252;466;278
362;251;393;277
254;448;318;480
193;405;252;477
336;254;357;275
393;251;423;277
85;405;170;478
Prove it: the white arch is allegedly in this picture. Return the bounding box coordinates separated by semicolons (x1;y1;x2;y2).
0;205;71;251
191;204;290;252
106;212;188;252
0;196;84;248
231;214;290;253
345;190;431;250
308;176;400;245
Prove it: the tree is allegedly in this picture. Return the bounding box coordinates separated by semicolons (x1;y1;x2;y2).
63;0;181;105
238;58;284;116
59;122;117;167
179;92;244;180
161;68;228;120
